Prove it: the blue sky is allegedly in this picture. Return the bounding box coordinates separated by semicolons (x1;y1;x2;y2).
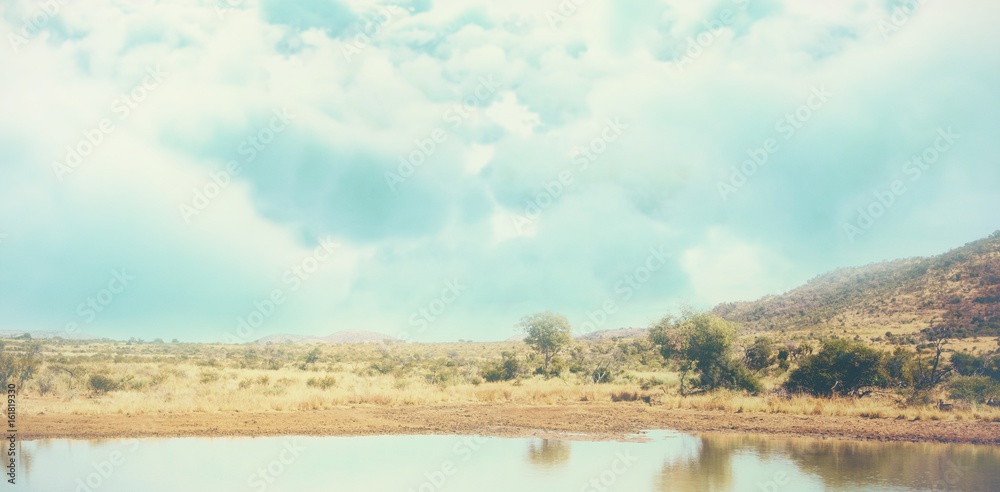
0;0;998;342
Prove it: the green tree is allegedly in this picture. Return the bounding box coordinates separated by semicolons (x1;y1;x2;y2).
784;339;888;396
482;351;521;382
519;312;572;375
949;376;1000;403
0;343;41;388
649;311;759;394
743;336;776;373
304;347;322;364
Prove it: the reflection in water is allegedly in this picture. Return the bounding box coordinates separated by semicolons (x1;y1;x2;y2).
527;439;571;468
657;437;734;491
15;432;1000;492
657;433;1000;492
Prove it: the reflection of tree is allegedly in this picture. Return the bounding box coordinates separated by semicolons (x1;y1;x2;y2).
657;433;1000;492
19;440;32;483
779;438;999;491
526;439;571;468
656;437;734;492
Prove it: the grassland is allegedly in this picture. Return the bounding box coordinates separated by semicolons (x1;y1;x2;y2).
8;335;1000;445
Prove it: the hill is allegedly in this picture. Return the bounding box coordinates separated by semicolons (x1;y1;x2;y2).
257;330;396;344
713;231;1000;339
0;330;91;340
576;327;648;341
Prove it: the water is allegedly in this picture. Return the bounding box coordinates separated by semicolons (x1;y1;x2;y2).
10;431;998;491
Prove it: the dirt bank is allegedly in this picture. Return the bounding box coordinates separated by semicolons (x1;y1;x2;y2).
20;402;1000;444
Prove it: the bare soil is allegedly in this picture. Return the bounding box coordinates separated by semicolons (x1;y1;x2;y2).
20;402;1000;444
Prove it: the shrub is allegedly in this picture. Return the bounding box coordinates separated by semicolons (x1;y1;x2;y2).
949;376;1000;403
639;377;666;391
649;311;760;394
784;339;888;396
483;352;520;382
591;366;613;383
306;376;337;390
35;376;53;396
88;374;120;394
304;348;322;365
199;371;220;384
744;336;776;372
611;391;639;402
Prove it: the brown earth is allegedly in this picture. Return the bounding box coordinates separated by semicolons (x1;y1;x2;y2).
20;402;1000;444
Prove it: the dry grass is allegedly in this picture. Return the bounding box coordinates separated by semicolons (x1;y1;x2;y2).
11;339;1000;423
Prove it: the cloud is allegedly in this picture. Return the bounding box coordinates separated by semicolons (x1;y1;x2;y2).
0;0;998;341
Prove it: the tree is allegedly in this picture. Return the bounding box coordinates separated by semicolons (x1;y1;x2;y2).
949;376;1000;403
304;347;322;364
784;338;888;397
743;336;776;373
0;343;41;389
519;312;572;375
482;351;521;382
649;311;759;394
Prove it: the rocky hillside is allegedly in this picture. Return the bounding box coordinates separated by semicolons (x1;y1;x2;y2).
713;231;1000;338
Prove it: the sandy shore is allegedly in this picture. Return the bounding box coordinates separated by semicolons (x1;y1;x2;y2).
20;402;1000;444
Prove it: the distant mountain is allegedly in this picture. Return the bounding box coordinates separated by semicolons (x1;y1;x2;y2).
576;327;648;340
501;328;649;343
713;231;1000;338
0;330;91;340
256;330;396;344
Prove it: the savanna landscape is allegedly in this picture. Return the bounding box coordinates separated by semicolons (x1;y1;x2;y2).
5;0;1000;489
7;232;1000;444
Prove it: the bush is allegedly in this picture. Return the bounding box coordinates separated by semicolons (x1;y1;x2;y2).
610;391;639;402
483;352;520;382
784;339;888;396
199;371;220;384
591;366;613;384
702;359;762;393
951;352;1000;379
306;376;336;389
949;376;1000;403
639;377;666;391
88;374;120;394
650;311;760;394
744;336;776;373
304;348;322;365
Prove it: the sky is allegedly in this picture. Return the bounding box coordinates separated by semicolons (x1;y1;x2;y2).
0;0;998;343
